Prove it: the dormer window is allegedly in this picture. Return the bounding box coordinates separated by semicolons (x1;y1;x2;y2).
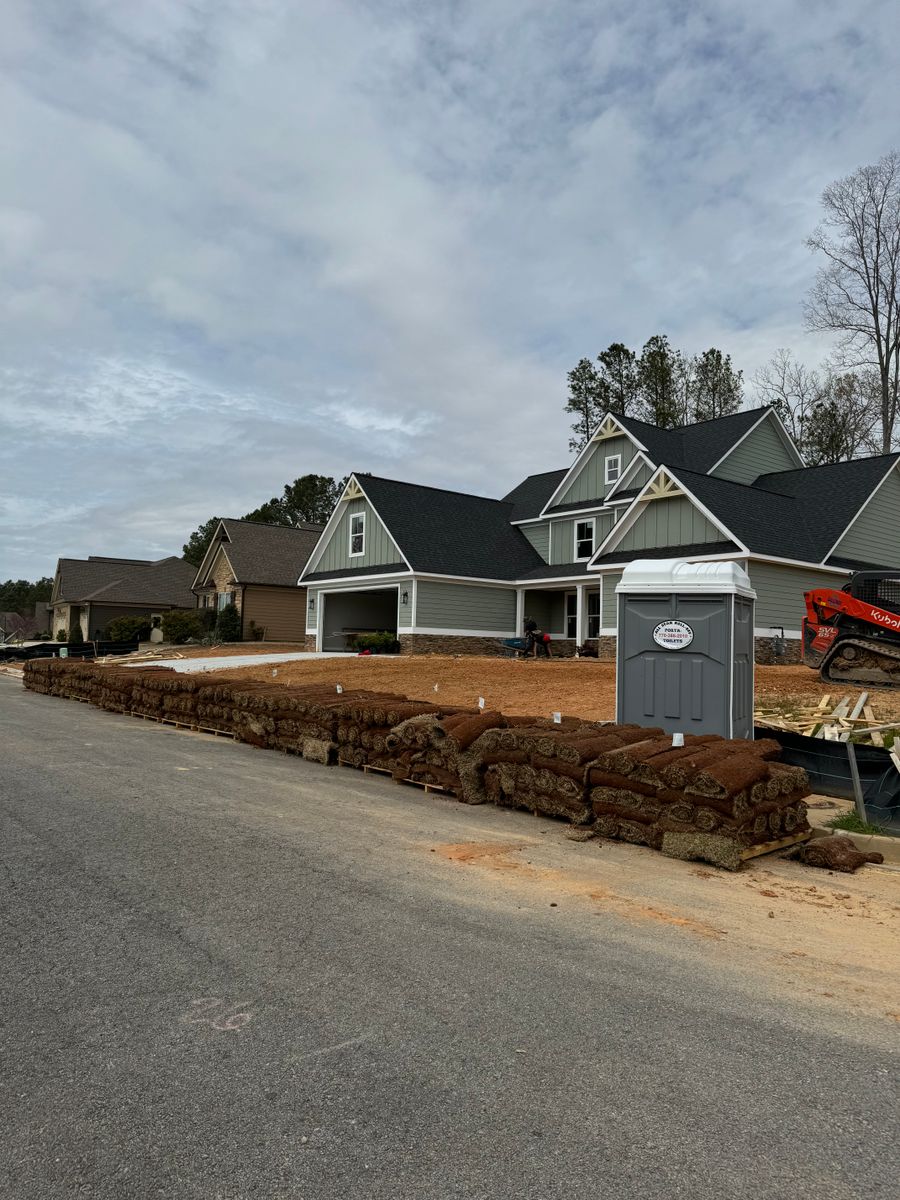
575;518;595;560
605;455;622;486
349;511;366;557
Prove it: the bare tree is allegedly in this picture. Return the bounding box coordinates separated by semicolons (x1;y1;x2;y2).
805;151;900;452
754;349;879;464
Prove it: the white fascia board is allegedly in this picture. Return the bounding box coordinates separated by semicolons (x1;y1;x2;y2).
191;519;229;589
304;571;411;591
412;571;518;589
539;413;645;516
605;451;654;499
586;464;747;567
300;475;412;581
820;459;900;563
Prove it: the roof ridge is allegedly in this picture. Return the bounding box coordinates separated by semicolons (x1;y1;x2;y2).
222;516;324;532
757;452;900;479
667;463;798;500
357;473;508;506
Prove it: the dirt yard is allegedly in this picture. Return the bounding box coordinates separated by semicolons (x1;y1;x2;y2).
200;655;900;724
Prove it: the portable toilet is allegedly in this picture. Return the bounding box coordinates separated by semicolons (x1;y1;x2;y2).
615;559;756;739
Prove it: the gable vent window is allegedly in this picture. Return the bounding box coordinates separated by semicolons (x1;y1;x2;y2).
575;518;595;561
349;511;366;557
605;455;622;486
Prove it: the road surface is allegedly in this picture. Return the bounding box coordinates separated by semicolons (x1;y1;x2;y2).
2;677;898;1199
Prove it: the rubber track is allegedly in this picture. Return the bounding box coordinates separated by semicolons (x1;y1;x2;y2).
820;635;900;689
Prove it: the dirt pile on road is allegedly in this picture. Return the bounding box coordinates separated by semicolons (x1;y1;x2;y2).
24;659;812;869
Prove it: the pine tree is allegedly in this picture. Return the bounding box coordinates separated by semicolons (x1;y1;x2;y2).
565;358;604;451
637;335;681;427
692;348;743;421
596;344;639;416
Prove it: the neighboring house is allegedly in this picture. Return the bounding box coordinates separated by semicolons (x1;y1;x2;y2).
47;555;196;640
191;519;323;642
299;406;900;661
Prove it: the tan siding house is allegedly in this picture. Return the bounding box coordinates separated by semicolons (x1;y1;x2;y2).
192;519;323;641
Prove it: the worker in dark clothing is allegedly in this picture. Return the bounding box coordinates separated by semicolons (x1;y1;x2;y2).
523;615;538;657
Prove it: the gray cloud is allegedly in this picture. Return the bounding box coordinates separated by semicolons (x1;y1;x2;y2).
1;0;899;577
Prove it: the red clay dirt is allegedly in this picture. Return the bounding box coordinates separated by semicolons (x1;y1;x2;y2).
198;656;900;724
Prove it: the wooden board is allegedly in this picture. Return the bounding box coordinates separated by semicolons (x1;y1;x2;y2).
740;830;813;861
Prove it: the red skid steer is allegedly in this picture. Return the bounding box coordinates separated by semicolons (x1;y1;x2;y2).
803;572;900;686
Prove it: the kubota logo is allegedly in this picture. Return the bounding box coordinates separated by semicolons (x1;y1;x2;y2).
871;610;900;630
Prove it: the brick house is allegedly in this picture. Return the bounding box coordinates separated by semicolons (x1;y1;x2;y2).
300;406;900;660
191;519;323;641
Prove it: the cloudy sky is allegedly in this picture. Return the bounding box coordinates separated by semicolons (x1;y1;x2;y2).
2;0;898;579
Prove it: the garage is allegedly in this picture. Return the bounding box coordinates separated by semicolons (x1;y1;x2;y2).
321;588;399;651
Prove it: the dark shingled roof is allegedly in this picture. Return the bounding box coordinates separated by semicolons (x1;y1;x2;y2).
593;540;739;566
355;475;545;580
211;519;323;586
54;556;196;607
303;563;409;583
617;407;777;473
502;469;567;522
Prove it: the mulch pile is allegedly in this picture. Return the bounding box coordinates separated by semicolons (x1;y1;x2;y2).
25;659;812;870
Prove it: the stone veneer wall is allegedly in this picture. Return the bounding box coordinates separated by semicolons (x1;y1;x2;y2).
385;633;802;664
754;636;803;665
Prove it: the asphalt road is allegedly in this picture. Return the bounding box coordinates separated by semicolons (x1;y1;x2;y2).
2;677;898;1200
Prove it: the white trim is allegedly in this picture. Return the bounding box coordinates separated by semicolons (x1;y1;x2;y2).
604;454;622;487
413;571;520;589
303;570;412;587
755;627;802;639
348;510;366;558
515;587;525;635
605;451;653;499
540;412;645;515
746;553;849;575
820;459;900;563
588;464;747;566
301;474;412;579
573;516;596;561
191;519;230;589
706;408;805;476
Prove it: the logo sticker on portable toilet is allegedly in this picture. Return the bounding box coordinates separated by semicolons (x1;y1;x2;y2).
652;620;694;650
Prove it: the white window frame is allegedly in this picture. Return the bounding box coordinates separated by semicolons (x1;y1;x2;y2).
216;590;233;611
574;517;595;561
604;454;622;486
349;511;366;558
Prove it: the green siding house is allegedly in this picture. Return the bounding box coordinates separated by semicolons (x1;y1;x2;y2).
301;407;900;661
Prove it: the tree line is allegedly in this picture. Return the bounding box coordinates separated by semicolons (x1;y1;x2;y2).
182;472;347;566
0;577;52;618
566;151;900;465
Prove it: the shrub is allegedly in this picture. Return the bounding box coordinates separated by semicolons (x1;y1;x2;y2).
215;603;242;642
353;630;399;654
68;621;84;645
55;628;67;642
161;609;208;644
106;614;152;643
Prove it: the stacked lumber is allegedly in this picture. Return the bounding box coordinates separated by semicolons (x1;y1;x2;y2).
24;659;812;869
755;691;900;746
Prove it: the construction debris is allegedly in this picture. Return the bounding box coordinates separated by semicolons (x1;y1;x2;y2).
790;834;885;873
25;658;816;870
754;692;900;746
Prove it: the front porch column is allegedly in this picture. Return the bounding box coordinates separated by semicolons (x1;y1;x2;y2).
515;587;525;637
575;584;586;645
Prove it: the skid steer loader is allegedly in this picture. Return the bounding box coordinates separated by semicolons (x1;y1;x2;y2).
803;571;900;686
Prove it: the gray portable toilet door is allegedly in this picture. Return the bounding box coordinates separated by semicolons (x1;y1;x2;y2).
618;593;732;736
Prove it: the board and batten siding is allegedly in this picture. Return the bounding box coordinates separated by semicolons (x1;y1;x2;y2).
601;572;623;627
415;580;516;632
555;436;637;508
313;498;403;574
711;416;798;484
615;496;724;552
747;561;849;632
522;522;550;561
833;466;900;567
241;586;307;642
548;511;616;565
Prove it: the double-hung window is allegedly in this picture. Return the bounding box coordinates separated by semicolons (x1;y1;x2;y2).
605;455;621;486
575;518;595;561
349;511;366;557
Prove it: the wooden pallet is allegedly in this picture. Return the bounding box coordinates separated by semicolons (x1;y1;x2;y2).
740;830;812;861
339;759;453;796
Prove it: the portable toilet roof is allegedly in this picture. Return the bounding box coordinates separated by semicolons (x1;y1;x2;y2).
615;559;756;598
